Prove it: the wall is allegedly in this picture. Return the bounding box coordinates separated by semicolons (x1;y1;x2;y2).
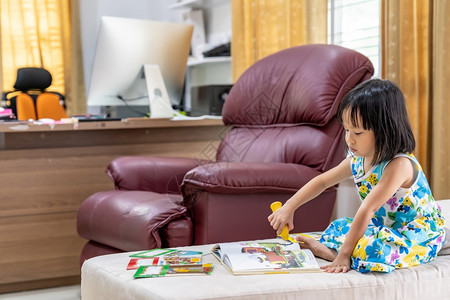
198;0;232;47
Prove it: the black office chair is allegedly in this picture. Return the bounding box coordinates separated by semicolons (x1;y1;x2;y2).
1;67;66;120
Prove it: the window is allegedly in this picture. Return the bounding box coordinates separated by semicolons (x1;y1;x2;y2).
328;0;381;77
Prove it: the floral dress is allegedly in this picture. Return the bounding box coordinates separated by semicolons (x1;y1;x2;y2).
320;153;446;273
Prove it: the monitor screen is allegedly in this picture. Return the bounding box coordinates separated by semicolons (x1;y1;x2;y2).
87;16;193;114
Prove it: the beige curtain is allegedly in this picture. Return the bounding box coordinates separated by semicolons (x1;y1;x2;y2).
381;0;449;199
431;0;450;200
231;0;328;82
0;0;85;115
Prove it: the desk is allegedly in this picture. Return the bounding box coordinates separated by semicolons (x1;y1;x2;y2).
81;241;450;300
0;118;225;293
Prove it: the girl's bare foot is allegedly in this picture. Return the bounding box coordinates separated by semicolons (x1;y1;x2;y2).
296;235;337;262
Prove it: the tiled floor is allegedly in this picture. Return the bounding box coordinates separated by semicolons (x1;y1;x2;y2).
0;285;80;300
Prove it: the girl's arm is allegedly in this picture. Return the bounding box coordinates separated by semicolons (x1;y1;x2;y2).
268;157;353;234
323;156;415;273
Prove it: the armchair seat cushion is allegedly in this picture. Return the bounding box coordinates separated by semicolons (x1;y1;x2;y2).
77;190;193;251
181;160;337;245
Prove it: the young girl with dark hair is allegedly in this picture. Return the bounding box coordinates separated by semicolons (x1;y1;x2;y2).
268;79;445;273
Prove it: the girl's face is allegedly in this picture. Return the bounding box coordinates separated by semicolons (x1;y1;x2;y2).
342;109;376;164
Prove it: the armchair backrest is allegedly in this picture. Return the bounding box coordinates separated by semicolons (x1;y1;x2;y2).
217;44;374;172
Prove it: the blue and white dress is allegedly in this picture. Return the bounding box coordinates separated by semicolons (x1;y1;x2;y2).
320;153;446;273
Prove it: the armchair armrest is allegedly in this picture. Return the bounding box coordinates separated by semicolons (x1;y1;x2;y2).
77;190;193;251
107;156;211;193
181;161;323;195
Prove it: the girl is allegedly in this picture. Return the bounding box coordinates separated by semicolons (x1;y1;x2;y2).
268;79;445;273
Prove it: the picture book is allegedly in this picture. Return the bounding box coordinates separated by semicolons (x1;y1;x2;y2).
127;248;204;270
127;255;203;270
211;240;321;275
133;263;213;278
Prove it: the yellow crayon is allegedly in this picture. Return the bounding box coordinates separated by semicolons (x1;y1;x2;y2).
270;201;289;240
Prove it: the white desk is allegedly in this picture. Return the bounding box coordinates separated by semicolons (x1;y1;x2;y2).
81;241;450;300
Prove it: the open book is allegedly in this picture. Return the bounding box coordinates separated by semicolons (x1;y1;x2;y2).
212;239;321;275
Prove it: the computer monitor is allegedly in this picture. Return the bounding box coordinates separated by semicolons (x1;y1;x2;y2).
87;16;193;117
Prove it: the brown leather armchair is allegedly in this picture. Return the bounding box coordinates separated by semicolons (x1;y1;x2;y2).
77;44;373;263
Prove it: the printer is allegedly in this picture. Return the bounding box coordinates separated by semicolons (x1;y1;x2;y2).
189;84;232;116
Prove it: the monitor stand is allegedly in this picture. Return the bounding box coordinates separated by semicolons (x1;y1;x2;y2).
143;64;174;119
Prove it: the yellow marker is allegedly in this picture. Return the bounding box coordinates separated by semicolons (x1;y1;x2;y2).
270;201;289;240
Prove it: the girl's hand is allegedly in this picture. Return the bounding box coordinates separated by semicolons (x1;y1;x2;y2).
267;206;294;235
321;253;351;273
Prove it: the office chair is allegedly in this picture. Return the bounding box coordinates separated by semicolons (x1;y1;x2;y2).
1;67;66;120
